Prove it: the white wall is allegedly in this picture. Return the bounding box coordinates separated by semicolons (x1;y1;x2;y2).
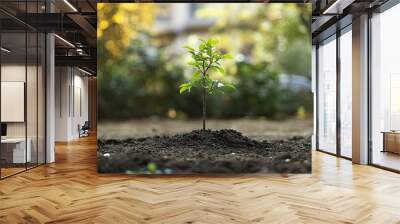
1;65;26;141
71;72;89;138
1;63;46;164
55;67;89;141
1;65;30;138
55;66;70;141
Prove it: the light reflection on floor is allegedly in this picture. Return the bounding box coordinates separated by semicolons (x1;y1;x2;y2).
372;150;400;171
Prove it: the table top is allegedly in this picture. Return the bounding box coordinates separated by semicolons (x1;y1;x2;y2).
381;131;400;134
1;138;29;143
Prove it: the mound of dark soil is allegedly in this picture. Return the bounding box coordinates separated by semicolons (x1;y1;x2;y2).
98;129;311;174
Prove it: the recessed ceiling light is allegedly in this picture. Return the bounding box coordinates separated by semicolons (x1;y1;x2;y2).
322;0;354;15
63;0;78;12
78;67;92;76
1;47;11;53
54;34;75;48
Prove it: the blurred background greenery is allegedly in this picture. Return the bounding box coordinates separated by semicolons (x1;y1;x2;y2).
98;3;312;121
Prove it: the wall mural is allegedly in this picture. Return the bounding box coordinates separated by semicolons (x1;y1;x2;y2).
97;3;312;174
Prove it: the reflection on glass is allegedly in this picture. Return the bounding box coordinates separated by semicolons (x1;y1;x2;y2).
318;36;337;154
38;33;46;165
340;28;352;158
27;31;38;169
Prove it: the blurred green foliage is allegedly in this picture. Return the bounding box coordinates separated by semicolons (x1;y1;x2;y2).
98;3;312;121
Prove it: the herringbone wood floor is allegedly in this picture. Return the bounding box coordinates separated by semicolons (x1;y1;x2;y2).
1;135;400;224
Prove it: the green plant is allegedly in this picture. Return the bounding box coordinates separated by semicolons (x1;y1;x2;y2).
180;38;235;130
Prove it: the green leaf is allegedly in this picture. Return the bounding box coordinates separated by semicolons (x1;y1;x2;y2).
204;76;213;86
192;71;201;80
179;83;192;94
199;42;207;50
188;60;197;66
181;37;234;97
222;53;233;59
211;65;225;74
183;45;195;52
190;72;203;86
224;83;236;90
207;38;219;46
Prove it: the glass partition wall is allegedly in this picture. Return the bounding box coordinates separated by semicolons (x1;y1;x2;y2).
316;25;353;159
0;2;46;179
370;3;400;171
315;0;400;171
0;30;27;177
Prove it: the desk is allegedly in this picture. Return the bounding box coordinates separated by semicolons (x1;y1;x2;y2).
1;138;31;163
382;131;400;154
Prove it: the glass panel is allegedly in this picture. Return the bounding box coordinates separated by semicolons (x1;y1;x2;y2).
1;30;27;177
38;32;45;165
317;36;337;154
371;4;400;171
26;0;39;169
27;30;38;169
340;28;352;158
0;1;46;178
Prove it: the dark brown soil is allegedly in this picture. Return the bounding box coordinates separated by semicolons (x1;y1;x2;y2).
98;129;311;174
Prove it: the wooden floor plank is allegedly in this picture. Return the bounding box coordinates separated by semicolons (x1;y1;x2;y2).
0;135;400;223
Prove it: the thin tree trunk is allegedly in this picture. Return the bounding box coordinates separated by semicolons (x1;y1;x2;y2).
202;87;206;130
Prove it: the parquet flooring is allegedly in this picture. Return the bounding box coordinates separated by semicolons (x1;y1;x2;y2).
0;135;400;223
1;167;26;178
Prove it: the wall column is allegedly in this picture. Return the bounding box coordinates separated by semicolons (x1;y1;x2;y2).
46;32;55;163
352;14;369;164
312;45;317;150
88;76;97;132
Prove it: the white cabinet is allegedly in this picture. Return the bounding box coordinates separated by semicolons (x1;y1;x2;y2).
1;138;32;163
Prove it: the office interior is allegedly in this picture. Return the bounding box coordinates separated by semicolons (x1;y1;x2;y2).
0;0;97;179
